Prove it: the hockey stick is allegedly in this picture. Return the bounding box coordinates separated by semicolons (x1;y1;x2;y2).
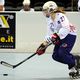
0;53;37;69
0;43;52;69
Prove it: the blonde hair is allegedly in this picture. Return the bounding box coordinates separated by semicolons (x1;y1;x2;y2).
51;7;65;14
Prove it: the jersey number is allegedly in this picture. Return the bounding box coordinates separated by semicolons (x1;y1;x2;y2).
60;16;65;22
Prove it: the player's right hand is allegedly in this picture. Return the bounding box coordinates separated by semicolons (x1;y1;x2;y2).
51;33;60;45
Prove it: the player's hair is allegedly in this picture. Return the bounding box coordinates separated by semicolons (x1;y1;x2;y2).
51;7;65;14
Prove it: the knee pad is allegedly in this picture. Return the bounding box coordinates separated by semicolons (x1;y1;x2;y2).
52;51;64;63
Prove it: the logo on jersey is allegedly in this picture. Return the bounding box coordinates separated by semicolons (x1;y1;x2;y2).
50;23;54;32
0;13;16;49
61;43;67;48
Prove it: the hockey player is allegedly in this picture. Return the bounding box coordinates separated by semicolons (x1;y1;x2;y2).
35;1;79;78
0;0;5;11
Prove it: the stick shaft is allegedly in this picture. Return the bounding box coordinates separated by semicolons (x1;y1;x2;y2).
13;53;37;68
0;53;37;69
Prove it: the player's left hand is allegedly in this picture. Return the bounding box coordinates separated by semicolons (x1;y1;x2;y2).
51;33;60;45
36;49;46;55
36;43;46;55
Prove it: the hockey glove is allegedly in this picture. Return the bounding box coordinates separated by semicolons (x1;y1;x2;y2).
51;33;60;45
36;43;47;55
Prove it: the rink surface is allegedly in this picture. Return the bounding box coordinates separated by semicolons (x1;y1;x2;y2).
0;53;79;80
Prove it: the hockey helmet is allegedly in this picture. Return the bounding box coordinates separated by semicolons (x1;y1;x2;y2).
43;1;58;12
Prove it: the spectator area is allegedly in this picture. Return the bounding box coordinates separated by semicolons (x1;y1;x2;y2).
5;0;78;11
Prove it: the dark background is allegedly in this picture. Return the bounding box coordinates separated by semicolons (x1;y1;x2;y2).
5;0;78;11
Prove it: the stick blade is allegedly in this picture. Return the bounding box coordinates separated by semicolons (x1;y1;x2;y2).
0;61;13;68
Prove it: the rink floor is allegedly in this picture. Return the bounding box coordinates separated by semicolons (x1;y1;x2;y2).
0;53;79;80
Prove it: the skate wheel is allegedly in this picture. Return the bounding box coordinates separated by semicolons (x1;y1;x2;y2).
69;72;80;79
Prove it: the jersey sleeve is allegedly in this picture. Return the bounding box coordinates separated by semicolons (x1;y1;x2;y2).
57;13;70;39
45;35;52;44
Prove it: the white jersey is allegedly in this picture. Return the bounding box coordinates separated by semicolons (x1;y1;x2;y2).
0;0;4;5
45;13;76;43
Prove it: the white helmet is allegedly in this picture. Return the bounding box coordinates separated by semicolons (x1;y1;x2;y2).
43;1;58;12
